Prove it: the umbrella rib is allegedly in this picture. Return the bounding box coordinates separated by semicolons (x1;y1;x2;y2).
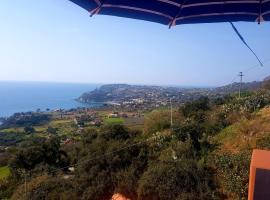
159;0;260;9
168;0;189;28
102;4;173;20
262;10;270;16
157;0;182;7
166;0;264;26
257;0;263;24
93;0;101;6
182;1;259;8
176;12;258;21
90;0;107;17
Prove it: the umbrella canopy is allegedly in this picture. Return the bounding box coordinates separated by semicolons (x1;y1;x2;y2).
70;0;270;26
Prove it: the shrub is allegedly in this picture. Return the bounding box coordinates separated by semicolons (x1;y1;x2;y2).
214;151;251;199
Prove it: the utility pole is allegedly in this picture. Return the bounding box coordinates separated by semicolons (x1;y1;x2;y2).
238;72;244;98
170;98;173;127
24;170;27;199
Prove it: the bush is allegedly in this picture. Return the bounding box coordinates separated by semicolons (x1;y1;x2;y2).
24;126;35;134
137;148;217;200
73;125;148;200
11;176;76;200
180;96;210;118
143;110;171;135
46;126;58;135
256;135;270;150
214;151;251;199
10;137;69;175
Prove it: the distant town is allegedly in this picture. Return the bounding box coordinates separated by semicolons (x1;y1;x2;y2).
77;81;262;111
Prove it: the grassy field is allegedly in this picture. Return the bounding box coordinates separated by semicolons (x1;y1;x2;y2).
104;117;124;125
47;119;76;136
0;166;10;180
1;127;24;133
123;117;144;130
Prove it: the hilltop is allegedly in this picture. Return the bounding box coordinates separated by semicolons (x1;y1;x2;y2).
77;84;211;110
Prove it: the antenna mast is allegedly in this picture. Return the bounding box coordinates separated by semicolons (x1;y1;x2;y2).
170;98;173;127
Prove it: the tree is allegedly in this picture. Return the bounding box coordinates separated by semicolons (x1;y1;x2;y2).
10;137;69;175
47;126;58;135
73;125;148;200
180;96;210;118
143;110;171;134
99;124;131;141
81;127;98;145
24;126;35;134
11;176;77;200
137;141;217;200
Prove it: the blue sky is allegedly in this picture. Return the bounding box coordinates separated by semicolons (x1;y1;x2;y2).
0;0;270;86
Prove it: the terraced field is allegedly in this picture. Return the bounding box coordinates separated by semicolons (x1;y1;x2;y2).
0;166;10;180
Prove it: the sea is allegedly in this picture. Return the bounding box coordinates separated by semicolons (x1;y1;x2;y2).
0;81;101;117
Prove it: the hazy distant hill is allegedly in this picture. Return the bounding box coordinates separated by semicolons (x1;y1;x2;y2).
78;80;264;105
212;81;262;94
77;84;211;106
78;84;189;103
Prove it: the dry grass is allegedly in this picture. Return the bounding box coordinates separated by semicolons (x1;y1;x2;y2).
215;107;270;153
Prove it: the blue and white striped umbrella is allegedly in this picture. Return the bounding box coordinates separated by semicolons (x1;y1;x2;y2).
70;0;270;26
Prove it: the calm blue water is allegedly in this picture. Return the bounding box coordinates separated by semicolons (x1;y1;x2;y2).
0;81;100;117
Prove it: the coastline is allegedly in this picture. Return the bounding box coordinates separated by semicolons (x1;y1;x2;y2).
0;82;100;118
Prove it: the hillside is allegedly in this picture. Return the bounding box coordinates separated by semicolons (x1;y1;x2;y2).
2;88;270;199
212;81;262;94
78;81;263;109
215;106;270;153
77;84;211;110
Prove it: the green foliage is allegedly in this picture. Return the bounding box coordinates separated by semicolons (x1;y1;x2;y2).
0;166;10;180
0;132;27;146
74;125;148;200
137;141;217;200
180;96;210;118
143;110;171;134
46;126;58;134
10;137;69;175
4;91;270;199
24;126;35;134
99;124;131;141
0;177;17;199
221;90;270;115
26;177;76;200
0;152;11;166
104;117;124;125
213;95;233;106
214;151;251;199
81;127;98;145
256;135;270;150
1;113;51;128
73;124;218;200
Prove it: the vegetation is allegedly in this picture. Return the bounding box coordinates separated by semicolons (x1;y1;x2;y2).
1;88;270;199
0;166;10;180
0;113;51;128
104;117;124;125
